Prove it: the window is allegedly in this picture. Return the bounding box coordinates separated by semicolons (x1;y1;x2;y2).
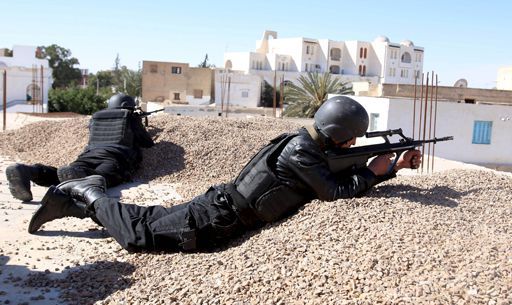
306;45;314;55
401;52;412;63
359;47;364;58
193;89;203;99
305;63;309;72
329;65;340;74
362;65;366;76
330;48;341;61
364;48;367;59
150;64;158;73
173;93;180;100
472;121;492;144
241;91;249;98
370;113;380;131
171;66;182;74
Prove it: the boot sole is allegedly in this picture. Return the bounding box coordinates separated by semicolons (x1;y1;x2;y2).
6;166;33;202
28;186;57;233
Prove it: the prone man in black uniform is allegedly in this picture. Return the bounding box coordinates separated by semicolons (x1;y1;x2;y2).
6;93;155;202
28;96;421;252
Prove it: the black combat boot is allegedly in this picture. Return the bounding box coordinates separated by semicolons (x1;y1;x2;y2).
56;165;89;182
56;175;107;208
28;186;88;233
6;163;58;202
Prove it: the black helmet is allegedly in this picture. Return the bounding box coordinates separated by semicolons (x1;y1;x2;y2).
108;93;136;109
314;96;369;144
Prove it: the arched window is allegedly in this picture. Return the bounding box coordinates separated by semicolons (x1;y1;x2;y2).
329;65;340;74
26;84;41;104
358;65;362;75
330;48;341;61
359;48;363;58
362;65;366;76
364;48;367;59
225;60;233;69
401;52;412;63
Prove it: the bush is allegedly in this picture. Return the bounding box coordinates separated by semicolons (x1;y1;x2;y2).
48;87;108;115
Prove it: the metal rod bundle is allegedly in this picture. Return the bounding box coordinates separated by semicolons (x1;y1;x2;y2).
414;71;440;174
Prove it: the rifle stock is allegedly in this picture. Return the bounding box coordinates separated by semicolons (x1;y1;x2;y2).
325;128;453;174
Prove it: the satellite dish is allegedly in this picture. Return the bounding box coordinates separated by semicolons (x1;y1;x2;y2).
454;79;468;88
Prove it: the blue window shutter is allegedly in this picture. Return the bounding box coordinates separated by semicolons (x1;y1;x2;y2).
472;121;492;144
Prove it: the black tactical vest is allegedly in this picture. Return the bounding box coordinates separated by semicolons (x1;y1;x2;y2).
88;109;134;148
233;133;308;223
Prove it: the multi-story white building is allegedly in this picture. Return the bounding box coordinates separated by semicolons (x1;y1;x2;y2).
0;45;53;112
221;30;424;108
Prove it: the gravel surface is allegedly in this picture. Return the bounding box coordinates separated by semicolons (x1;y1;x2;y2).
0;114;510;305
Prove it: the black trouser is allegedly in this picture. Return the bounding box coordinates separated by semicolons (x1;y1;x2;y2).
68;156;125;187
91;185;244;252
32;156;127;188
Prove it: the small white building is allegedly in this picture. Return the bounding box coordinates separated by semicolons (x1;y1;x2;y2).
214;69;262;108
0;45;53;113
340;95;512;169
221;30;424;108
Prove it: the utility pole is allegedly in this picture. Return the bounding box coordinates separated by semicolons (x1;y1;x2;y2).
3;70;6;131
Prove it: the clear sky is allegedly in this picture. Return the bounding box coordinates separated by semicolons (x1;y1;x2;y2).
4;0;511;89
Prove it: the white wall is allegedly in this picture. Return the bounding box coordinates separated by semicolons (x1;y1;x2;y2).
348;95;512;167
214;70;261;108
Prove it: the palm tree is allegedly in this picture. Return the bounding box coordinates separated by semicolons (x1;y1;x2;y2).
283;72;354;118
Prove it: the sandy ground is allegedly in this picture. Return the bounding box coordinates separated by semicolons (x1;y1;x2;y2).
0;112;502;305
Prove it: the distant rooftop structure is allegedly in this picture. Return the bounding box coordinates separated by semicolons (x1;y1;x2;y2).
497;67;512;90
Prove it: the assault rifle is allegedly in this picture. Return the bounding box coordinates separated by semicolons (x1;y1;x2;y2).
134;107;165;126
325;128;453;175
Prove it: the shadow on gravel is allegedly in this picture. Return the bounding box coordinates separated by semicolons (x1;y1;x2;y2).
135;140;186;182
24;260;135;305
34;228;109;239
1;256;134;305
367;184;478;207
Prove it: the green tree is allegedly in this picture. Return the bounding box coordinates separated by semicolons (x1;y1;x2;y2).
260;80;281;107
38;44;82;89
87;70;114;96
283;72;354;118
112;53;122;86
198;54;215;68
48;87;108;115
108;55;142;97
119;66;142;97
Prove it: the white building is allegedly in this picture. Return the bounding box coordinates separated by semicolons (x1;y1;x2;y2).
497;67;512;90
0;45;53;113
339;95;512;170
214;69;262;108
220;30;424;108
